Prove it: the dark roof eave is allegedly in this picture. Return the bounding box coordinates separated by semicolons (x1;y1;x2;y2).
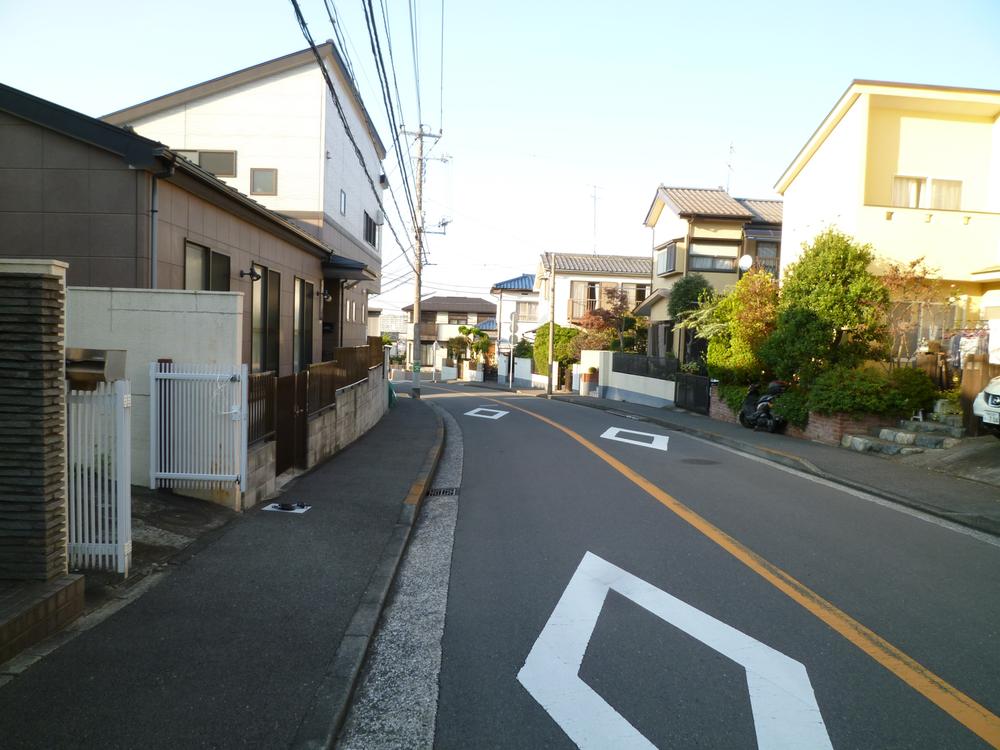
323;254;376;281
0;82;168;169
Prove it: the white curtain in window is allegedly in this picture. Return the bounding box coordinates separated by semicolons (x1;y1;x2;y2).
891;176;924;208
931;179;961;210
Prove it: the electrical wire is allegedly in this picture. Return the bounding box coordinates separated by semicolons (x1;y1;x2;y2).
438;0;444;130
289;0;414;271
409;0;423;126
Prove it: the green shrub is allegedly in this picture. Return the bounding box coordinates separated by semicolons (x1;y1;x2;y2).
886;367;938;416
716;383;748;416
772;387;810;428
758;306;835;386
807;366;891;416
668;274;712;320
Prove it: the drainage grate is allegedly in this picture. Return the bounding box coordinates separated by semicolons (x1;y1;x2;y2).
427;487;460;496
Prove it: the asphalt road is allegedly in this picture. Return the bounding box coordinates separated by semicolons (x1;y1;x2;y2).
395;383;1000;749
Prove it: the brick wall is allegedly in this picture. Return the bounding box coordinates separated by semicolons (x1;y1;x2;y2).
708;385;740;425
0;264;68;581
798;412;897;446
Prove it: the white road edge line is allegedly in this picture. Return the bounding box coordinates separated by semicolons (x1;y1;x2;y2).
682;433;1000;550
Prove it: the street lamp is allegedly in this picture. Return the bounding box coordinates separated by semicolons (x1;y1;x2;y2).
737;254;753;280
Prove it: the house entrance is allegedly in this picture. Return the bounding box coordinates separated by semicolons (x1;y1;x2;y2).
275;372;307;475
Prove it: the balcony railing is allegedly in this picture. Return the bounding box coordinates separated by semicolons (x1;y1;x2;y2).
568;298;598;321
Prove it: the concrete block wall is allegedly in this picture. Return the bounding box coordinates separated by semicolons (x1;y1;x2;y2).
305;367;388;471
243;441;276;510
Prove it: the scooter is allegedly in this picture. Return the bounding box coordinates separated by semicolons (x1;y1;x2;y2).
738;381;787;433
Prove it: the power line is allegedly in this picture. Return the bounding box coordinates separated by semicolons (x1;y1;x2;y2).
408;0;423;126
439;0;445;130
288;0;414;270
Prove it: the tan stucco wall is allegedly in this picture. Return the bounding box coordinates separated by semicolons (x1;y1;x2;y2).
155;181;324;376
0;112;150;287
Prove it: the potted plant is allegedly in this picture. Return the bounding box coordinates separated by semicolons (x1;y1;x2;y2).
581;366;598;396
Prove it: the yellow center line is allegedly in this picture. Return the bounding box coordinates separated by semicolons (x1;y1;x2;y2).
488;395;1000;748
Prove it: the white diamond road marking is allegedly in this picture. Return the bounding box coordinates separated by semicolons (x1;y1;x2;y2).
600;426;669;451
464;407;509;420
517;552;832;750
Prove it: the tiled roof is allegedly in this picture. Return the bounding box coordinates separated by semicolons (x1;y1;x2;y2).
736;198;782;225
661;187;752;218
540;253;651;276
401;295;496;314
490;273;535;292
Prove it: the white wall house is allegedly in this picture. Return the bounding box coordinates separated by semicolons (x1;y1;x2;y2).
104;43;386;348
402;296;497;366
535;253;652;329
490;273;540;351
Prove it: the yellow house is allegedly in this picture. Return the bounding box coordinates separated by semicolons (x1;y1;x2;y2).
638;186;782;361
776;80;1000;329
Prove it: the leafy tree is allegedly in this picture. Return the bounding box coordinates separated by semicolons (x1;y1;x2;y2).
878;256;944;365
668;273;711;320
445;335;468;359
533;323;579;373
758;307;835;385
458;325;490;363
380;332;392;346
512;338;533;359
777;228;890;370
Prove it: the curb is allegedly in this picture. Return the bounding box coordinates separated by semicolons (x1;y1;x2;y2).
551;395;1000;538
291;404;446;750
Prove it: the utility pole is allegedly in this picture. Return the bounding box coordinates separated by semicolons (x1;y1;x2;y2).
404;125;441;399
546;252;555;397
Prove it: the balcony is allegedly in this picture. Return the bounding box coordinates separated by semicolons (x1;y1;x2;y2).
857;205;1000;281
568;298;598;321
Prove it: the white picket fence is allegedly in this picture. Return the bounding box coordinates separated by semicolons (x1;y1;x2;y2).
67;380;132;575
149;362;248;492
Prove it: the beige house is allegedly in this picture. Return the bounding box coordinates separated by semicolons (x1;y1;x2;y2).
535;253;651;328
402;296;497;366
638;187;782;360
776;80;1000;327
0;82;374;377
103;43;386;348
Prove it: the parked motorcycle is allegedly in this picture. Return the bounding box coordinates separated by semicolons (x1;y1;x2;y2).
738;381;788;433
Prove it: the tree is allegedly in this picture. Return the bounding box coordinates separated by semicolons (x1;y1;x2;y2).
762;229;890;384
668;274;712;320
533;324;579;374
446;335;468;359
380;332;392;346
458;325;490;363
878;256;944;365
512;338;533;359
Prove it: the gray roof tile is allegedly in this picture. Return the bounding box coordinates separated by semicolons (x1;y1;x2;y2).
540;253;651;276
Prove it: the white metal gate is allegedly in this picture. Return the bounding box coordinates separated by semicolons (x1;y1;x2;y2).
149;362;248;491
67;380;132;575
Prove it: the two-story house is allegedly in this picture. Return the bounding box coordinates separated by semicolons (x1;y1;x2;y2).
103;42;386;349
776;80;1000;337
535;253;651;330
490;273;539;352
637;187;782;360
403;295;497;366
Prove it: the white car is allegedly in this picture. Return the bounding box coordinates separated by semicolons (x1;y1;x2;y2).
972;375;1000;438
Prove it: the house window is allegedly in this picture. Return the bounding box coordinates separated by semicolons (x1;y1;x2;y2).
419;310;437;324
250;168;277;196
931;179;962;210
516;301;538;321
251;264;280;373
756;242;779;276
621;284;648;308
340;190;347;216
184;242;230;291
177;150;237;177
448;313;468;325
891;176;926;208
656;243;677;275
293;278;314;372
364;212;377;247
688;242;739;272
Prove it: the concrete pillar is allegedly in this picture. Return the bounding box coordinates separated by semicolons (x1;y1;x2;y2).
0;259;69;581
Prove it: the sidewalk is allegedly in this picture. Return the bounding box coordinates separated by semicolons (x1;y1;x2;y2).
0;397;443;750
466;381;1000;536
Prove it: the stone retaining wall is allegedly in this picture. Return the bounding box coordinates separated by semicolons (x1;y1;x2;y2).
306;367;389;470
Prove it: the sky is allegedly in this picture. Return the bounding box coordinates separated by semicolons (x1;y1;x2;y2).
2;0;1000;313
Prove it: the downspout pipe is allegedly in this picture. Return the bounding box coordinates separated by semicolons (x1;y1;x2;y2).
149;160;175;289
